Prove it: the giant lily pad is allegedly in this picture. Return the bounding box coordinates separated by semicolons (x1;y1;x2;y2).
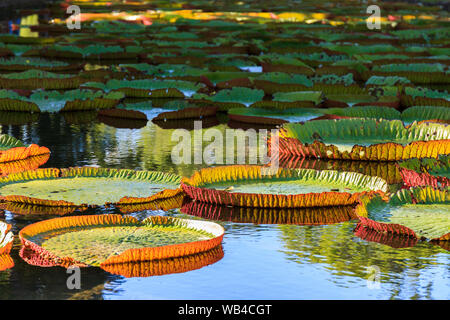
30;90;125;113
0;90;40;112
24;44;141;60
401;106;450;124
277;119;450;161
21;239;223;278
83;79;202;98
0;70;87;90
0;89;125;113
355;187;449;241
398;155;449;189
367;63;449;84
0;57;84;72
19;214;224;269
0;134;50;163
181;165;388;208
227;106;401;125
0;154;50;177
191;87;265;110
0;167;182;207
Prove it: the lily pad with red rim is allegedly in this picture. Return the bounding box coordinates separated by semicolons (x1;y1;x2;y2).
355;187;450;241
0;167;182;208
181;165;388;208
19;214;225;269
276;119;450;161
0;134;50;164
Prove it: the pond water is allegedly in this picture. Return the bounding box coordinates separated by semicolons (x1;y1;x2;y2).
0;114;448;300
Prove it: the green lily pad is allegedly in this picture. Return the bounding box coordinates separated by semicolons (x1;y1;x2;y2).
38;224;213;266
273;91;324;105
28;90;125;113
0;167;181;207
366;76;411;86
284;119;449;148
357;187;449;241
401;106;450;124
19;215;225;268
194;87;265;106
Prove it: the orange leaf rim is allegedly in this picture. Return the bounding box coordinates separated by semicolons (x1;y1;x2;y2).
0;134;50;164
0;202;87;216
19;214;225;268
354;187;450;241
274;119;450;161
0;221;13;255
0;254;14;271
0;167;182;208
181;199;357;225
353;223;419;249
100;246;224;278
0;154;50;177
181;165;388;208
115;193;185;214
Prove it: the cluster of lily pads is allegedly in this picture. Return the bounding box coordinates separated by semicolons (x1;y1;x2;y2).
0;0;449;277
0;0;448;126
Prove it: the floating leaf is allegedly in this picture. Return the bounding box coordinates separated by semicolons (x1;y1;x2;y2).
355;187;450;241
181;165;387;208
278;119;450;161
19;215;224;268
0;134;50;163
0;167;182;207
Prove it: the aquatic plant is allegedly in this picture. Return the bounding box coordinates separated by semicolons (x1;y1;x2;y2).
191;87;265;110
276;119;450;161
19;214;224;268
0;154;50;177
0;167;182;208
355;187;449;241
0;70;87;90
398;155;449;188
83;79;202;98
0;89;125;113
181;165;388;208
0;134;50;164
0;57;83;71
227;105;401;125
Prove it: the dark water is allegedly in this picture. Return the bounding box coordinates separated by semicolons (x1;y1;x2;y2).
0;113;449;300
